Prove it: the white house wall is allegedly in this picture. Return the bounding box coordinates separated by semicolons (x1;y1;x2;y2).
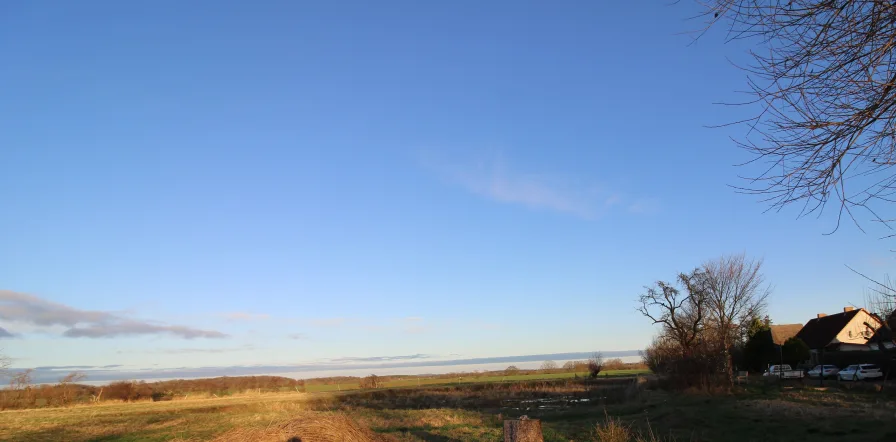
831;310;881;349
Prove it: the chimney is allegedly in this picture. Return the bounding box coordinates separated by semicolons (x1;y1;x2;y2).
817;313;827;318
844;306;855;312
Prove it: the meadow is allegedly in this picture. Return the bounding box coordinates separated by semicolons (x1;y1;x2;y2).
303;369;649;392
2;374;896;441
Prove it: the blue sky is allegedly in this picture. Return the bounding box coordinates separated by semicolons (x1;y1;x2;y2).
0;1;892;377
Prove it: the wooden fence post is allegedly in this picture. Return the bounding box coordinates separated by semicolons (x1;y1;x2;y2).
504;418;543;442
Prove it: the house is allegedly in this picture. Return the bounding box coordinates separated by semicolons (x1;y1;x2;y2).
769;324;803;346
795;307;885;356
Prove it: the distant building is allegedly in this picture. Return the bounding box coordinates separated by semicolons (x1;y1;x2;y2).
768;324;803;346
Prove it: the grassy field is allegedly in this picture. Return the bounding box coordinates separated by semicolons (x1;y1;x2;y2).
2;376;895;441
304;369;650;392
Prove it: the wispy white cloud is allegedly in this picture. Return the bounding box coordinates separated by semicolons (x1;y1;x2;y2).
34;364;123;370
454;160;594;217
425;153;653;219
327;354;433;364
287;333;309;340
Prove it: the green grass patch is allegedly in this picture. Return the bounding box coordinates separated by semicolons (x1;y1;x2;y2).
304;369;650;393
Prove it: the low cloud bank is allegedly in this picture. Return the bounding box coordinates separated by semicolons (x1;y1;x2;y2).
22;350;640;384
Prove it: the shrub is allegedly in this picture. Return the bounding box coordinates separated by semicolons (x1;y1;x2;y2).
589;352;604;378
592;414;666;442
358;375;380;389
603;358;627;371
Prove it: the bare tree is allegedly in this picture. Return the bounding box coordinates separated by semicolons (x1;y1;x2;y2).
9;369;31;390
588;352;604;378
58;371;87;406
858;272;896;317
638;271;708;353
562;361;577;372
0;350;9;377
504;365;520;376
692;1;896;232
539;360;558;372
702;254;770;382
7;369;33;408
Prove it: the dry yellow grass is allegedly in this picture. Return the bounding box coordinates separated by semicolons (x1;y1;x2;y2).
0;392;313;441
590;412;666;442
212;413;386;442
4;377;893;441
0;391;495;441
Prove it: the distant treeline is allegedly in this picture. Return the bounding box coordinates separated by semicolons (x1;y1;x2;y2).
0;360;647;410
0;375;305;410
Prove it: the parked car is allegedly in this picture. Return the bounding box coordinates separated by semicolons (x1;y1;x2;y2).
807;365;840;379
838;364;883;381
762;364;804;379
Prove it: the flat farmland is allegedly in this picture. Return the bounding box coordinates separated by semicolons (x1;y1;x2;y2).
3;375;895;441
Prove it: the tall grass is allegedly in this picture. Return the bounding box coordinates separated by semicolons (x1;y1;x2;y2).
592;413;668;442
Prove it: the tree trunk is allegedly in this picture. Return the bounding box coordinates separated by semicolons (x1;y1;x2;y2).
504;419;543;442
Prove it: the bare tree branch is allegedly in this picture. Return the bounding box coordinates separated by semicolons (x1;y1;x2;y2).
702;253;770;383
638;271;709;352
694;1;896;231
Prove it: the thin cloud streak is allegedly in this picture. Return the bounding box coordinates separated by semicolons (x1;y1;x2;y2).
426;153;654;219
327;354;432;364
63;322;228;339
34;364;123;370
454;160;594;217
